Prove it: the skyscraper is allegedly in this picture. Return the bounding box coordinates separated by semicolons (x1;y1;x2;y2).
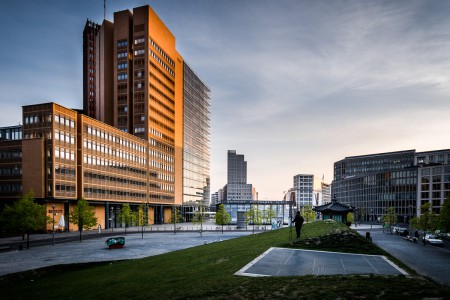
82;5;209;211
227;150;247;184
182;63;211;205
223;150;256;201
82;20;101;119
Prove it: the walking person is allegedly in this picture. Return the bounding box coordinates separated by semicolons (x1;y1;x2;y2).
293;211;304;239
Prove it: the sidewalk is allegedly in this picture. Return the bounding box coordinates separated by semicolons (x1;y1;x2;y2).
0;230;254;276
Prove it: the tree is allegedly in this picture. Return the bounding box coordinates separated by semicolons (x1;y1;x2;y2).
0;191;51;248
382;207;397;233
417;203;439;232
136;204;148;239
440;196;450;232
215;204;231;233
118;203;136;235
246;206;262;226
262;205;277;225
169;206;183;224
69;198;98;242
347;212;354;224
301;205;316;223
192;205;206;236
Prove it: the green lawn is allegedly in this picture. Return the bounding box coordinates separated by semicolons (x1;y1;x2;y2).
1;220;449;299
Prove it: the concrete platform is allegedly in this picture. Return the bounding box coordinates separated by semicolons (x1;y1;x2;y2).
235;247;407;277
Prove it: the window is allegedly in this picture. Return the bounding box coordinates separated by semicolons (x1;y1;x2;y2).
118;63;128;69
118;73;128;80
134;49;145;56
117;40;128;47
134;37;145;44
117;51;127;59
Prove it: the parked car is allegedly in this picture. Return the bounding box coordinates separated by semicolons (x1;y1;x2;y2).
423;234;444;246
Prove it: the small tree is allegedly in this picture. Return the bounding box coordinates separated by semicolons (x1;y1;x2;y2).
301;205;316;223
137;204;148;239
246;206;262;226
215;204;231;233
169;206;183;224
440;196;450;232
0;191;51;248
347;212;354;224
263;205;277;225
118;203;136;235
69;198;98;242
192;205;206;236
382;207;397;233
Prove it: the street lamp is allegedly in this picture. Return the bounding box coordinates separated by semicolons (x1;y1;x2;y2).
409;205;413;234
52;204;56;246
110;206;114;232
370;209;373;230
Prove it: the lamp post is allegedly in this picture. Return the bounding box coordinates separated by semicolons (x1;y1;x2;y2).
52;204;56;246
110;206;114;232
370;209;373;230
409;205;412;234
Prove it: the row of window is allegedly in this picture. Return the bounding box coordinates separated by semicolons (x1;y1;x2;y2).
134;37;145;44
0;167;22;175
85;126;145;153
118;63;127;69
55;130;75;144
55;147;75;161
421;166;450;175
150;50;174;77
150;38;174;67
117;40;128;48
83;154;145;167
84;171;146;187
84;187;146;199
0;150;22;158
117;51;128;59
55;115;76;128
118;73;128;80
0;184;22;192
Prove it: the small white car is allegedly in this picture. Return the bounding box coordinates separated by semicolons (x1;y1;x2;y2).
423;234;444;246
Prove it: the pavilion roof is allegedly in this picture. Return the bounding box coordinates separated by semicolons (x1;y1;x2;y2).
313;198;354;213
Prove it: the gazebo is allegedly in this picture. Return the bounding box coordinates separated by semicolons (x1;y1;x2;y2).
313;197;354;224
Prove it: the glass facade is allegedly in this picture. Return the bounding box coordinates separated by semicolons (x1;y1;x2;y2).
332;150;418;223
182;62;211;206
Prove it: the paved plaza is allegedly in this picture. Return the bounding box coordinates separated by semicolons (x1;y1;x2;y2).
0;230;251;276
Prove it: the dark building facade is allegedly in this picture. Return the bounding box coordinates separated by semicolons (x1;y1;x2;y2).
332;150;418;223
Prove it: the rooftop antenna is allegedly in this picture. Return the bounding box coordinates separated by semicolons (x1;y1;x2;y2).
104;0;106;20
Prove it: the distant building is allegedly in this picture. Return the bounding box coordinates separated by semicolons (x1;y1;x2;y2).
285;174;330;209
222;150;257;201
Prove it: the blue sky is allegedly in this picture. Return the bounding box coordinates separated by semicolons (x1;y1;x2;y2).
1;0;450;199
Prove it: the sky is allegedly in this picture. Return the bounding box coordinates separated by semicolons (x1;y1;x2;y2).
1;0;450;200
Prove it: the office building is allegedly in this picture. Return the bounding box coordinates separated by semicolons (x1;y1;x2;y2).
222;150;257;201
332;150;417;223
415;149;450;214
182;62;211;204
0;4;210;230
80;5;210;219
82;20;101;119
0;126;23;204
332;149;450;223
284;174;330;208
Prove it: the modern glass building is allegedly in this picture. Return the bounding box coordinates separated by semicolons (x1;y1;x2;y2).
332;150;418;223
182;62;211;220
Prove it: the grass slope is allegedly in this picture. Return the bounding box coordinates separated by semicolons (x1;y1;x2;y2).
1;220;449;299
